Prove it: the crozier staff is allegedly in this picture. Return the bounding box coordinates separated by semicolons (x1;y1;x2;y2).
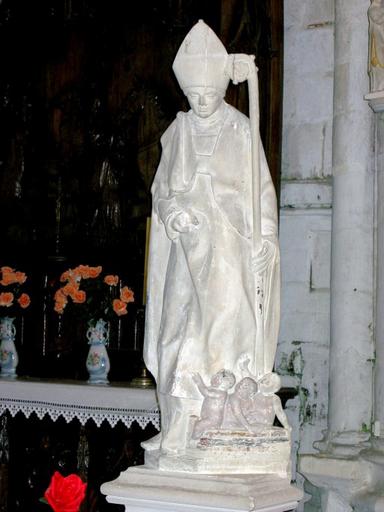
226;53;266;379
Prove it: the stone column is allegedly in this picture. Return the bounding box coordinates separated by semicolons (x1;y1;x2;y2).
326;0;374;453
375;109;384;447
365;94;384;448
300;3;378;509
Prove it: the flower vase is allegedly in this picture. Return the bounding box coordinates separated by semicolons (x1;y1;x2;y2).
0;317;18;378
86;318;110;385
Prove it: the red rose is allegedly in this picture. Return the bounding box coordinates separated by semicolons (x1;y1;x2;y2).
44;471;87;512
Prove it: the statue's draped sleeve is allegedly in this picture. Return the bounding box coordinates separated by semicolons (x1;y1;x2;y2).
143;120;178;381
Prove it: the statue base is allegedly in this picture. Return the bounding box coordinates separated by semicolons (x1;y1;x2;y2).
101;466;303;512
145;428;291;477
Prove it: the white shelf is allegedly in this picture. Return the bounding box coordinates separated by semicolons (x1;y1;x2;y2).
0;377;159;429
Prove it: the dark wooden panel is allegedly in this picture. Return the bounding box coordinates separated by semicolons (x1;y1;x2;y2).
1;411;157;511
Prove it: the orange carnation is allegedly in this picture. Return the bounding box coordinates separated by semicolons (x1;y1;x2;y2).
104;275;119;286
54;289;66;302
0;266;13;273
75;265;89;278
88;266;102;278
72;290;86;304
120;286;134;304
113;299;127;316
62;283;79;297
54;290;67;313
54;302;65;314
15;271;27;284
0;268;18;286
60;270;71;282
18;293;31;309
0;292;14;307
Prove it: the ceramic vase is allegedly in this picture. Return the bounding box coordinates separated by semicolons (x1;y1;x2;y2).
86;318;110;384
0;316;18;378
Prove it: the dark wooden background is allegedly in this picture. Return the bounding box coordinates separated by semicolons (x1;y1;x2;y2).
0;1;283;510
0;0;282;270
0;0;283;383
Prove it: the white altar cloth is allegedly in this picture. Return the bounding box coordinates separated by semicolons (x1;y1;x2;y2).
0;378;159;429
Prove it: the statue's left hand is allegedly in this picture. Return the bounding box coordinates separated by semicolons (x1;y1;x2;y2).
251;239;277;275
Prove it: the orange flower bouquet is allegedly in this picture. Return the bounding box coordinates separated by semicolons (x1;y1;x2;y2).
0;266;31;377
0;266;31;315
53;264;134;325
52;265;134;383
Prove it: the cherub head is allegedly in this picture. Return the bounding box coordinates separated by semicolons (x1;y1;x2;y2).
258;372;281;395
235;377;258;399
211;369;236;390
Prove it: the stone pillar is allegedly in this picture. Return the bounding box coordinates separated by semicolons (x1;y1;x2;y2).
300;2;380;509
374;109;384;447
326;0;374;453
365;94;384;449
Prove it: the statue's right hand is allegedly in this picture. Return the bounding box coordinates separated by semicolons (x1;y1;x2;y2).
170;211;199;233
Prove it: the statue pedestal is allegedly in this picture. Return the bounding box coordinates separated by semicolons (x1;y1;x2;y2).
145;428;291;477
101;466;303;512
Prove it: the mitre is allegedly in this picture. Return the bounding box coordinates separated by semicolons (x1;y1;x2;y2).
172;20;230;92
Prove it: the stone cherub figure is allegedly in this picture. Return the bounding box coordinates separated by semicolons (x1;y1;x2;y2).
190;363;290;441
233;355;291;432
225;376;260;432
191;370;236;439
142;20;281;463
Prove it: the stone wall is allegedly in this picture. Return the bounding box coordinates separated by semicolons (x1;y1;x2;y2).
277;0;335;500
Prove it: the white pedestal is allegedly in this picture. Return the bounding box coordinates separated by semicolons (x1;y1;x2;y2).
101;466;303;512
144;428;291;478
300;449;384;511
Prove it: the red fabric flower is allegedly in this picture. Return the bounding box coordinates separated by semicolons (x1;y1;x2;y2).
44;471;86;512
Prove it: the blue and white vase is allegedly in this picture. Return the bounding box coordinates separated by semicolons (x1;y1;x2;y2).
0;317;18;378
86;318;110;384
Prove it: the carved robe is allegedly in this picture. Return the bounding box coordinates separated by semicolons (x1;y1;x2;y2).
144;101;280;400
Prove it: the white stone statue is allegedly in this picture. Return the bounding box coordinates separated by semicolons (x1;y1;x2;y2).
368;0;384;92
143;20;283;471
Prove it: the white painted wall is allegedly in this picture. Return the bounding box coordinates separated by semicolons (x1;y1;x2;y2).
277;0;335;504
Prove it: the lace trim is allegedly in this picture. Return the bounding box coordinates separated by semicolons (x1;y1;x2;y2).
0;397;160;429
